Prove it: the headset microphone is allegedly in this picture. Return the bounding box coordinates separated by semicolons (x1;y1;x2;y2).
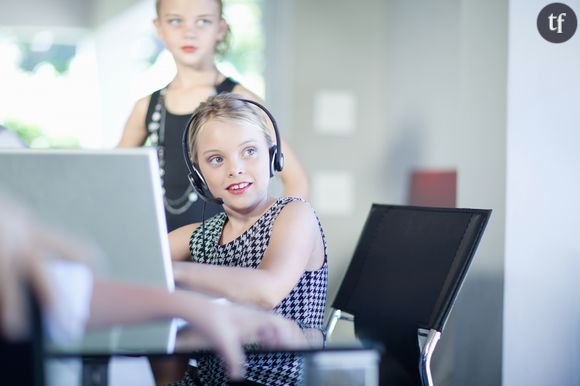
211;197;224;205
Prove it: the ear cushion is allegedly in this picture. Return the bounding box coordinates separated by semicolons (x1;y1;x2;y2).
190;165;213;201
269;145;284;177
275;151;284;172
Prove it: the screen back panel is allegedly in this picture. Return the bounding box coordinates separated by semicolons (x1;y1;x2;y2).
0;149;176;353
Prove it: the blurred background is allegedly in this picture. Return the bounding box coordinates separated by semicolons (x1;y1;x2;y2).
1;0;579;385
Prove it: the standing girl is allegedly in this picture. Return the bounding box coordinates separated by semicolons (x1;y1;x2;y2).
117;0;308;231
168;93;328;385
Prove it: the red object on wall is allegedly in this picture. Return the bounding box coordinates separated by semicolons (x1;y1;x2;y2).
408;170;457;208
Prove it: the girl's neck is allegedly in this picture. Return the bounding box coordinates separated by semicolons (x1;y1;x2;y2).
223;196;277;235
170;65;220;90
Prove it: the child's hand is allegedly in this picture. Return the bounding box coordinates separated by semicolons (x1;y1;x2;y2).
176;294;306;380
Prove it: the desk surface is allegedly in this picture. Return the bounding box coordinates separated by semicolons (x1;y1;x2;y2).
46;318;377;358
45;320;381;386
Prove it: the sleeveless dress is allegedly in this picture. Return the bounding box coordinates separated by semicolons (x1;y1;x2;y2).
173;197;328;386
145;78;239;231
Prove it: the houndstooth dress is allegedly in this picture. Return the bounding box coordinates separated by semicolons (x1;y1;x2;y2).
172;197;328;386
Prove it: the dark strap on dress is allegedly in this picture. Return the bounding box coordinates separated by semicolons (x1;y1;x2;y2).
145;89;162;136
145;77;238;135
215;77;238;94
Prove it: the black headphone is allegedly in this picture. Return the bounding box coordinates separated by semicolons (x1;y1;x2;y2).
182;96;284;205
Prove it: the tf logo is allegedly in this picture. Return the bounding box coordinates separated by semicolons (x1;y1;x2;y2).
537;3;577;43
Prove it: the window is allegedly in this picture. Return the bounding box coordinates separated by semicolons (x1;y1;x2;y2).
0;28;98;147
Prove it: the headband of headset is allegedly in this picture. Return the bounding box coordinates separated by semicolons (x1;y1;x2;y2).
181;96;284;204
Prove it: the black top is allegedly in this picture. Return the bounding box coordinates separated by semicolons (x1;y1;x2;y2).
145;77;238;231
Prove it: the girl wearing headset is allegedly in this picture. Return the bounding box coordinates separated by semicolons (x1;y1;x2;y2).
168;93;328;386
117;0;308;232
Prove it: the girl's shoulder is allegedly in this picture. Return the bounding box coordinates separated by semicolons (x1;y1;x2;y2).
269;198;326;261
170;222;200;240
249;197;311;230
231;83;262;101
277;196;307;207
131;94;153;116
129;93;156;124
274;197;319;224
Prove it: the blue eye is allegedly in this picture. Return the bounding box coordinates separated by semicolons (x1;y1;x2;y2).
168;18;182;26
243;147;257;158
208;156;223;165
195;18;212;27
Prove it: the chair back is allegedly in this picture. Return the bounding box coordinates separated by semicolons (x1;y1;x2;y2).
330;204;491;385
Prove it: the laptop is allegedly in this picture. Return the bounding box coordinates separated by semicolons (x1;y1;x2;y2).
0;148;177;354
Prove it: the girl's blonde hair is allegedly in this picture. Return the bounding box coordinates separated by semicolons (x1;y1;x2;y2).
155;0;231;56
187;93;273;164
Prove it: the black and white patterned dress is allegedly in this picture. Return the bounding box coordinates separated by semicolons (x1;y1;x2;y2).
177;197;328;386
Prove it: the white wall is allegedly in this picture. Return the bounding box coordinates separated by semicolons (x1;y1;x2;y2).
452;1;507;384
0;0;91;27
93;0;146;26
0;0;140;28
503;1;580;385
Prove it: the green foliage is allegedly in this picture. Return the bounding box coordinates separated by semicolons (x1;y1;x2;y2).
3;118;80;148
3;119;42;145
